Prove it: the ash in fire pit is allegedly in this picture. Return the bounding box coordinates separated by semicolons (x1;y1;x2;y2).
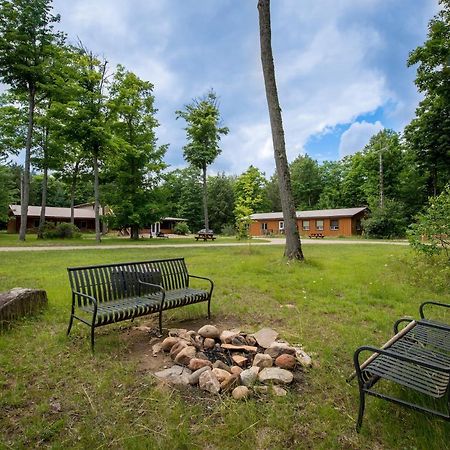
153;325;313;399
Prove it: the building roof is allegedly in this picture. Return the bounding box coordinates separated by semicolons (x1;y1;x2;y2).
160;217;187;222
250;207;367;220
9;205;96;219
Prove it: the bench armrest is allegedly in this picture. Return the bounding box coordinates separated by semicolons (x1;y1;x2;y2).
72;290;98;305
189;274;214;294
138;279;165;296
354;345;450;376
420;301;450;319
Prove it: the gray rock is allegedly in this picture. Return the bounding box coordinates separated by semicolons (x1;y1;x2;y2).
174;346;197;366
161;336;179;352
198;325;220;339
232;385;250;400
155;365;192;385
203;338;216;349
258;367;294;385
189;366;211;385
272;386;288;396
265;342;296;359
169;341;188;359
212;368;232;383
0;288;47;329
212;360;231;372
295;348;313;368
219;329;240;343
252;328;278;349
253;353;273;368
199;369;221;394
240;367;259;387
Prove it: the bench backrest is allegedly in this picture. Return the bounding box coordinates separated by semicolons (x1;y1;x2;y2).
67;258;189;306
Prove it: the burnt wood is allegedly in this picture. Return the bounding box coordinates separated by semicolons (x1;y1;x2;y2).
351;301;450;431
66;258;214;350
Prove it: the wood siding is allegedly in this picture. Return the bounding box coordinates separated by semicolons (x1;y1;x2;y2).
249;213;364;237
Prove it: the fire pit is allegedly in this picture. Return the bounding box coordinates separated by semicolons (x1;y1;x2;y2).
153;325;313;399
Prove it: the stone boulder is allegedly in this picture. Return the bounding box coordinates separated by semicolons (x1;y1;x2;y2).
258;367;294;385
154;365;192;385
199;369;221;394
198;325;220;339
0;288;47;329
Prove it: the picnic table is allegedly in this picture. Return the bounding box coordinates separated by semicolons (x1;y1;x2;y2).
309;233;324;239
195;229;216;241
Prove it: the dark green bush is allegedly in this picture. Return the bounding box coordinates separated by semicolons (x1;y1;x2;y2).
363;199;408;238
173;222;190;235
42;222;81;239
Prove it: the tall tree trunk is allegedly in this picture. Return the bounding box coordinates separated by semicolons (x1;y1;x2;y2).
37;164;48;239
202;163;209;231
70;159;80;225
257;0;303;260
19;87;36;241
130;225;139;240
93;153;101;243
38;128;50;239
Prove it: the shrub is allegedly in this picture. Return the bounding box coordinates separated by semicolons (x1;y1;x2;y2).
42;222;81;239
173;222;190;235
363;199;408;238
408;185;450;260
220;224;236;236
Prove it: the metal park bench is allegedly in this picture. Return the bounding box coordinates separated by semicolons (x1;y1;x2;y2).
349;301;450;431
66;258;214;349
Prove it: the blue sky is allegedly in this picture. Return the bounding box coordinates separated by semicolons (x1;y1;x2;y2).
49;0;437;176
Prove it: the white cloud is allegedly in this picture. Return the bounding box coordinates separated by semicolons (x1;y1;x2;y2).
338;120;384;158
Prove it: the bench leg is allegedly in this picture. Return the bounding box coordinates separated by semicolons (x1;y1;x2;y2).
356;389;366;432
207;298;211;319
91;324;95;351
67;313;74;336
158;310;163;336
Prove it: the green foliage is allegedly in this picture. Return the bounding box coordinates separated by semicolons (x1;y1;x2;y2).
234;203;253;239
290;154;322;209
207;172;235;232
234;165;267;213
173;222;190;235
103;65;167;239
363;199;408;238
405;0;450;195
220;223;236;236
176;90;229;231
42;222;81;239
176;90;229;170
408;185;450;259
0;165;17;221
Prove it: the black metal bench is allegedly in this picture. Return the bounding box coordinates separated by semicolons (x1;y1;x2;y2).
66;258;214;349
350;301;450;431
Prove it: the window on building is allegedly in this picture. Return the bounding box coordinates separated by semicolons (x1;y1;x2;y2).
279;221;284;230
330;219;339;230
316;219;324;231
302;220;310;230
261;222;268;231
33;219;39;228
80;221;87;229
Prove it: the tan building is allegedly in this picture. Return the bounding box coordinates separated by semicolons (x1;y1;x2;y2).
249;207;368;237
7;204;102;233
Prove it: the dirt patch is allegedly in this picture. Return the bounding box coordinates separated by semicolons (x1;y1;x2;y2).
121;315;244;372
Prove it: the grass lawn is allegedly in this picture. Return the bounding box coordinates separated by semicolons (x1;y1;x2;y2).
0;231;257;247
0;244;449;449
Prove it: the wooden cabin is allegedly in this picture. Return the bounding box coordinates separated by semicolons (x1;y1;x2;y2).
249;207;368;237
7;204;100;233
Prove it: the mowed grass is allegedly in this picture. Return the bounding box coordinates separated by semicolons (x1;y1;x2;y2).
0;231;258;247
0;244;449;449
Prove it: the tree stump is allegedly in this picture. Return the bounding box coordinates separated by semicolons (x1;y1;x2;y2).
0;288;48;329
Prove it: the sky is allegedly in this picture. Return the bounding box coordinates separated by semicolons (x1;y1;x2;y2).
45;0;438;177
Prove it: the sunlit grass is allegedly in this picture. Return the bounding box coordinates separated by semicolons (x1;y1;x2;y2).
0;244;449;448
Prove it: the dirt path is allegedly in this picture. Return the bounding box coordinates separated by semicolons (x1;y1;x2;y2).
0;238;408;252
